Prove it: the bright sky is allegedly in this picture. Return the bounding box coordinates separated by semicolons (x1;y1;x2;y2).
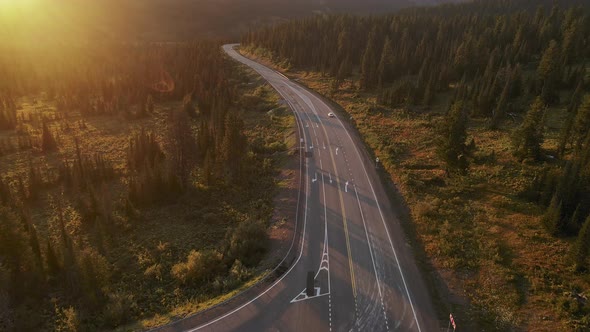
0;0;121;45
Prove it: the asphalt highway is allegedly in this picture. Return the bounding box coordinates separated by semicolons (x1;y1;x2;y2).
157;44;440;332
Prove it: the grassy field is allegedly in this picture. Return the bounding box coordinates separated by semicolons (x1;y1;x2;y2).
0;60;295;330
241;47;590;331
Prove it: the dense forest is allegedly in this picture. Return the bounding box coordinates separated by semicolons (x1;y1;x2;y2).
0;0;433;42
242;0;590;329
0;39;291;330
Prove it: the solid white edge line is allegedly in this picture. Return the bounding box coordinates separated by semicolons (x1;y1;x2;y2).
314;95;423;332
223;44;423;332
354;184;389;326
187;45;311;332
322;173;331;294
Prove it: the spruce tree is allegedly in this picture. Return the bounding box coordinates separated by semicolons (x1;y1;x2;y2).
377;37;394;89
41;121;57;152
45;239;60;279
557;80;584;156
538;40;560;104
571;94;590;150
512;97;546;161
538;40;560;82
360;28;379;90
165;109;197;187
436;101;470;174
542;193;563;236
490;65;513;129
573;215;590;271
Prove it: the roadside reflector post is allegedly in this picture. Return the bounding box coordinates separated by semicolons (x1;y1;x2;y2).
448;313;457;331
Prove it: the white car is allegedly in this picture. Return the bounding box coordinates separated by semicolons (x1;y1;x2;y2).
328;112;335;118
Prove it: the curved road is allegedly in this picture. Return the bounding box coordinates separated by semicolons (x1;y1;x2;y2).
157;44;439;332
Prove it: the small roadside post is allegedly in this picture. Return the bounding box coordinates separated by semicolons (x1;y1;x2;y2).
448;313;457;331
375;157;380;169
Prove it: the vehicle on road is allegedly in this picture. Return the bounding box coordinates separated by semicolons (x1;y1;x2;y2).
328;112;335;118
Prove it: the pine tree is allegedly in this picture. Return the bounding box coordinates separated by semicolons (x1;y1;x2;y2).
538;40;561;104
436;101;470;174
571;94;590;150
512;96;546;161
422;75;435;106
542;193;563;236
377;37;394;89
220;112;246;182
566;204;582;234
573;215;590;271
45;239;60;279
538;40;560;82
41;121;57;152
490;65;513;129
557;80;584;156
360;28;379;90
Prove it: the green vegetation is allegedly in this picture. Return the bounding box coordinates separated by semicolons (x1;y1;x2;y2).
242;0;590;330
0;40;293;331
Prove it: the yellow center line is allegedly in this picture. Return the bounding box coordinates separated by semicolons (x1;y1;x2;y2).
321;114;357;299
288;85;357;299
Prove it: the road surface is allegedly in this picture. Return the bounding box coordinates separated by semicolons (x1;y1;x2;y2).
156;44;440;332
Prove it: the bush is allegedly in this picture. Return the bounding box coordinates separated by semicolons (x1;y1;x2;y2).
171;250;223;285
102;291;136;328
224;220;268;267
229;259;251;282
54;306;80;332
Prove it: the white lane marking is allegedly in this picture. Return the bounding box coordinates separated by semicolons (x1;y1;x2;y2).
314;92;424;332
322;173;331;295
190;47;313;332
284;62;422;329
287;83;322;132
227;45;423;331
289;80;361;306
291;172;331;304
354;184;390;331
274;70;289;80
291;292;329;303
